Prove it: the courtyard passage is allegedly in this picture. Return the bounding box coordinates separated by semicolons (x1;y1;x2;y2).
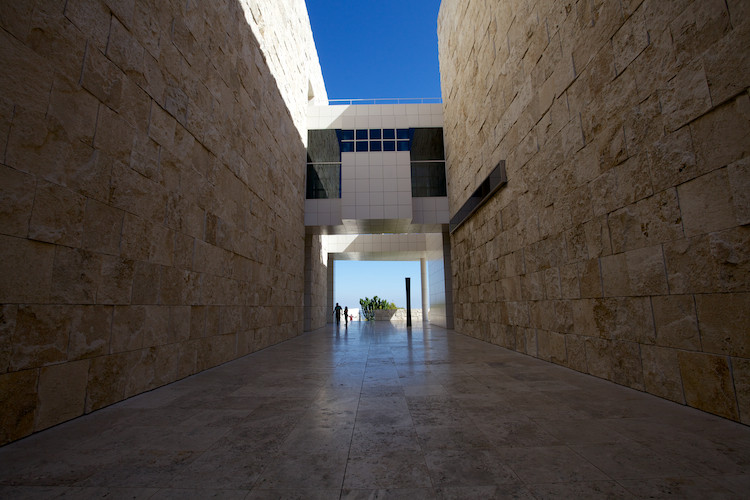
1;321;749;498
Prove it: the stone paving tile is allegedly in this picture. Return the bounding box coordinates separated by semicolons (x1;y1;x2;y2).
1;321;750;498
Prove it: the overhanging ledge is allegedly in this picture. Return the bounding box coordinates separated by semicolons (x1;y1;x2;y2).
449;161;507;233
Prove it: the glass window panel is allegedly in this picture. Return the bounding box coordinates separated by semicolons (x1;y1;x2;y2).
338;129;354;141
370;141;382;151
410;161;447;197
410;127;445;161
397;140;410;151
340;142;354;153
397;128;410;139
383;140;395;151
356;141;368;152
383;129;395;139
307;129;341;163
369;129;381;139
306;163;341;199
356;129;368;140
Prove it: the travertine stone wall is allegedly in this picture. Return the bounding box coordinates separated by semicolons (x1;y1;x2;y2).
0;0;324;444
304;233;329;330
439;0;749;422
240;0;328;134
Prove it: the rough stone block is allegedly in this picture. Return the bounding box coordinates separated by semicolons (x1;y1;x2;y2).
647;126;698;193
612;7;649;75
160;267;201;306
110;160;168;223
68;305;112;360
696;293;750;357
590;156;652;217
651;295;700;350
565;334;588;372
81;198;124;255
0;305;17;372
28;180;86;246
131;260;160;304
97;255;134;305
641;344;685;404
0;164;35;237
28;8;87;86
168;305;191;343
727;157;750;225
578;258;602;298
50;246;101;304
0;28;54;113
0;369;38;445
0;235;54;303
106;15;143;79
93;105;134;164
591;297;655;344
86;352;131;412
11;305;71;370
690;94;750;174
678;167;737;237
678;350;739;420
703;20;750;106
732;357;750;425
124;347;157;398
64;0;111;52
585;337;644;390
608;189;684;253
149;101;176;147
669;0;730;66
659;60;712;133
665;227;750;294
35;359;89;430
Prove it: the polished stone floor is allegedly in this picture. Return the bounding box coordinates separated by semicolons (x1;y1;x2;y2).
1;321;749;499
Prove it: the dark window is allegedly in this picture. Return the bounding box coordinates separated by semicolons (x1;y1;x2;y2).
411;161;447;197
356;129;368;140
397;128;410;139
307;130;341;163
356;141;368;152
370;141;382;151
338;129;354;141
340;142;354;153
409;128;445;161
307;163;341;199
383;140;396;151
383;129;395;139
397;140;410;151
369;129;381;139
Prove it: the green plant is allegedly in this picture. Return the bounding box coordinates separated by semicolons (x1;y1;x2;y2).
358;296;397;320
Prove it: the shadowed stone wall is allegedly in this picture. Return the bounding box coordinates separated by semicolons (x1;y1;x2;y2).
439;0;749;422
0;0;324;444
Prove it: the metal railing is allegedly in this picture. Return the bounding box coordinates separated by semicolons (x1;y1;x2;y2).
328;97;442;105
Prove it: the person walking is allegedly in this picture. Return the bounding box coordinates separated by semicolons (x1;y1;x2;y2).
334;303;342;324
344;306;348;325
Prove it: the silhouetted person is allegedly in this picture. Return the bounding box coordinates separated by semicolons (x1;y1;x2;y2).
344;306;348;325
334;303;342;324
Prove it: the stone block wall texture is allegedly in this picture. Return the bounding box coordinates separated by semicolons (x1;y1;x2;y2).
438;0;750;422
0;0;324;444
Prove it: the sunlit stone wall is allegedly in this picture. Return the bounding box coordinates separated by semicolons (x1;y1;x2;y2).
439;0;749;422
0;0;324;444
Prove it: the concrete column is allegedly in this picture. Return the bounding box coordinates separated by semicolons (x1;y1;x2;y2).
327;256;335;323
420;257;428;322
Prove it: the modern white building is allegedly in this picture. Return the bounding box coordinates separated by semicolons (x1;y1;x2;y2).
303;102;454;328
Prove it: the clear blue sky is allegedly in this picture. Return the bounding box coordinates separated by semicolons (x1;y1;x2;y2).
307;1;439;311
306;0;442;99
334;260;422;310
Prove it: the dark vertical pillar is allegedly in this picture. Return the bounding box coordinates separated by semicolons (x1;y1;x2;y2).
405;277;412;327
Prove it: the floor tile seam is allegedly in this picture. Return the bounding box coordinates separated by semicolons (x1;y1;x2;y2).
340;338;373;497
243;384;332;493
